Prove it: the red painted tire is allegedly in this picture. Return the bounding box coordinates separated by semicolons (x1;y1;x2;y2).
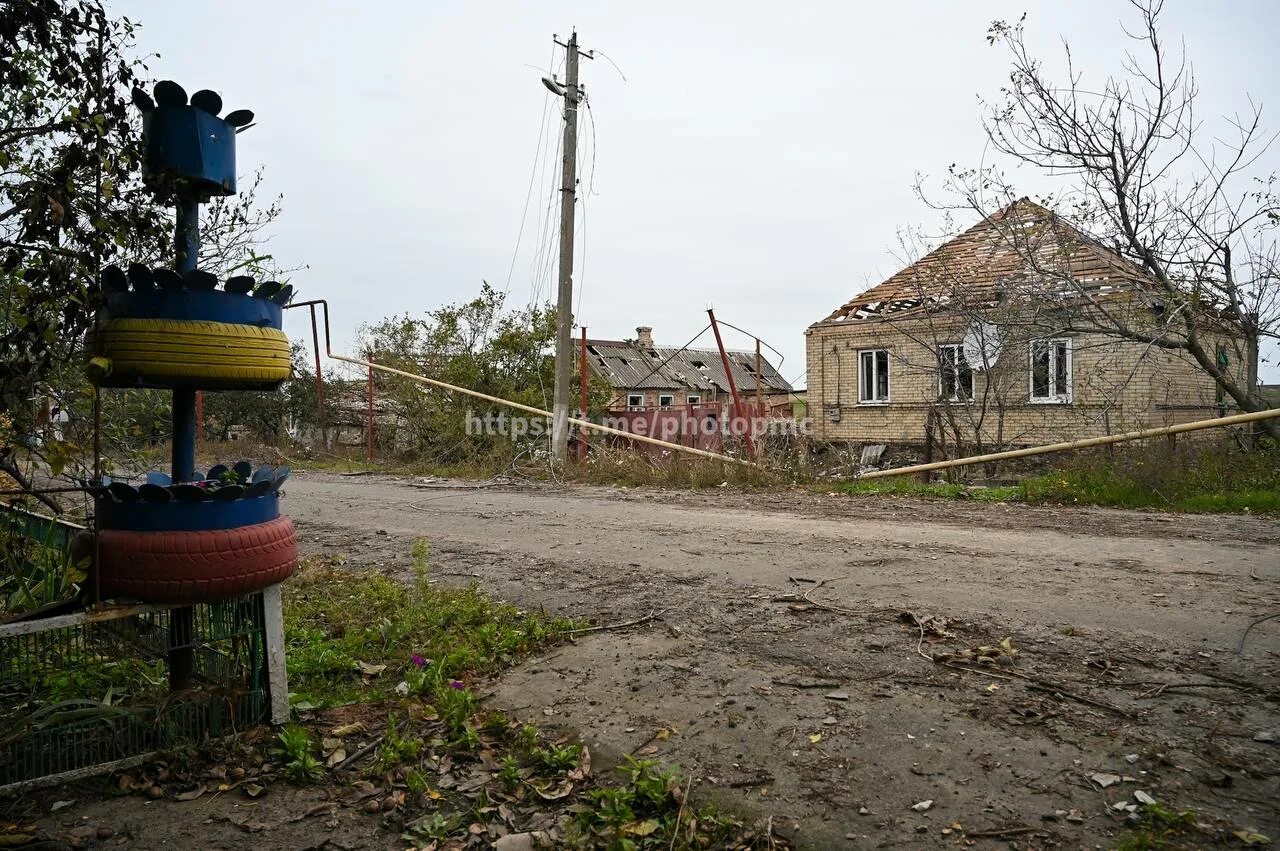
96;516;298;603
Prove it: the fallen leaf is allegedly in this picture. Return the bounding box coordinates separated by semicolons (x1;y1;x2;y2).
51;800;75;812
623;819;661;837
357;661;386;677
326;748;347;768
568;746;592;781
532;779;574;801
1234;830;1272;846
242;783;265;799
331;722;365;737
808;733;823;744
173;784;205;802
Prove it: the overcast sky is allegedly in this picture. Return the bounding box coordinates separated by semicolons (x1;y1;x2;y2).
113;0;1280;385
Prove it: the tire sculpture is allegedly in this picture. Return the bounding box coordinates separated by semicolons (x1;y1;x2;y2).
88;80;298;604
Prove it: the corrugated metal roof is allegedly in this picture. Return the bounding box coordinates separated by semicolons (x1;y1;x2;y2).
585;340;792;394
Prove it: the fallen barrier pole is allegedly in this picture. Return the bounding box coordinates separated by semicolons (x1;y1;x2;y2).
858;407;1280;481
328;352;761;469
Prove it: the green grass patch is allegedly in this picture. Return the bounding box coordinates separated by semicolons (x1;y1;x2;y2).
839;478;1021;502
1022;444;1280;513
835;443;1280;514
283;547;576;710
275;547;784;848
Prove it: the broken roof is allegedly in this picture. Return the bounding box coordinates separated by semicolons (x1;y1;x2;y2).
814;199;1150;326
585;339;793;394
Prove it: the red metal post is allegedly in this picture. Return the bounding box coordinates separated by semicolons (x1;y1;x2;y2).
578;327;589;462
706;309;755;457
366;353;374;461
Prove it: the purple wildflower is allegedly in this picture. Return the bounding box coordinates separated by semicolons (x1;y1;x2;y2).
449;680;465;690
411;654;426;668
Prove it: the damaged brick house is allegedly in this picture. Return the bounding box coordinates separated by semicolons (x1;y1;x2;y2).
583;326;794;415
805;199;1253;449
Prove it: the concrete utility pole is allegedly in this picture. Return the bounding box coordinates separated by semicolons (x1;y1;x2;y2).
551;31;587;464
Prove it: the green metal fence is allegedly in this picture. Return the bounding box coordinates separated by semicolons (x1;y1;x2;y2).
1;594;270;789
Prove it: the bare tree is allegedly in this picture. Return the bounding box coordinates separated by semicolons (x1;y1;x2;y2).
933;1;1279;439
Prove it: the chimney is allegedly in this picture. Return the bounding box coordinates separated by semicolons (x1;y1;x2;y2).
636;326;653;349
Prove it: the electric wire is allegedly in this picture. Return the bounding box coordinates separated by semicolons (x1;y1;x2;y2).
500;43;558;304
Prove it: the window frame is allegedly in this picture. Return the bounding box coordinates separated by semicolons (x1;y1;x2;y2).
938;343;974;403
857;348;891;405
685;393;701;405
626;393;644;410
657;393;675;410
1028;338;1072;404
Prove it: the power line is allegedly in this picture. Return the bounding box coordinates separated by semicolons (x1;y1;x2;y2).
500;44;558;303
576;100;594;320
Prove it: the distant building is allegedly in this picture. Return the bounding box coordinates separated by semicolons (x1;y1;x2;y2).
583;326;795;415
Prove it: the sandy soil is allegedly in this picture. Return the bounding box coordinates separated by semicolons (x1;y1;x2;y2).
21;472;1278;849
281;473;1280;849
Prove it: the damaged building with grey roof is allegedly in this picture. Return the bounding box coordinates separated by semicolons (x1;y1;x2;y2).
583;326;796;414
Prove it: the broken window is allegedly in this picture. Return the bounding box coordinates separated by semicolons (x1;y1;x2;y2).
1030;339;1071;403
657;394;674;409
858;349;890;403
939;344;974;402
626;393;644;410
686;393;701;405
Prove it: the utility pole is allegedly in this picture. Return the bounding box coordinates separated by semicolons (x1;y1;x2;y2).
550;31;590;464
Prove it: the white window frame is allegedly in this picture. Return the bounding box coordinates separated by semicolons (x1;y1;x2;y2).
686;393;701;405
1029;338;1072;404
626;393;644;410
938;344;974;403
858;349;891;405
657;394;675;410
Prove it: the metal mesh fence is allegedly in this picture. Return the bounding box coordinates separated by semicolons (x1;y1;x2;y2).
1;594;270;787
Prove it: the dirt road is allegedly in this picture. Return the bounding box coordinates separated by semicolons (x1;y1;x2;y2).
289;472;1280;848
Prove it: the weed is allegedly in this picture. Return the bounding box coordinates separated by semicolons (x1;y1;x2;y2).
497;754;522;790
403;768;427;794
410;538;430;596
1113;802;1198;850
430;684;479;736
572;756;764;849
533;741;582;773
374;719;420;774
517;724;540;752
275;725;324;783
402;812;461;845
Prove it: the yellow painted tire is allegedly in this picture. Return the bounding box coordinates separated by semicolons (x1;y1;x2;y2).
86;318;292;390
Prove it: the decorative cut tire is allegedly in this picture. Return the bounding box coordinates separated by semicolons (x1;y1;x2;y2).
96;516;298;603
86;318;291;390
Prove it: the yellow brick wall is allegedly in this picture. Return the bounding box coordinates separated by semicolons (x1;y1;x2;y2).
804;314;1246;446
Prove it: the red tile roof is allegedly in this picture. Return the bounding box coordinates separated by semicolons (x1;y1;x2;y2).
814;199;1150;325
